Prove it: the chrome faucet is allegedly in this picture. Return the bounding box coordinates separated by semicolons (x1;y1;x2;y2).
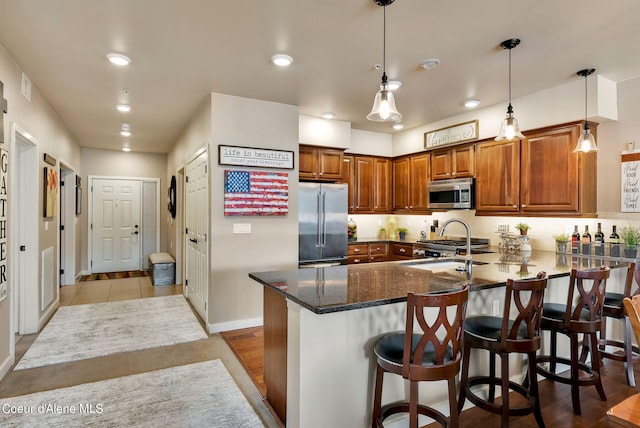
439;218;473;274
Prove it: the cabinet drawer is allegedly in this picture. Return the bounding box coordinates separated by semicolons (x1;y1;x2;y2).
369;254;388;263
368;243;388;255
390;243;413;260
348;255;369;264
348;244;369;255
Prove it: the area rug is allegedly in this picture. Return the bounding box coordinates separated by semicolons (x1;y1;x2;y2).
14;295;207;370
77;270;149;282
0;360;264;427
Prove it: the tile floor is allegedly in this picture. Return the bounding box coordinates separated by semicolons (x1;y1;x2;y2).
2;277;279;427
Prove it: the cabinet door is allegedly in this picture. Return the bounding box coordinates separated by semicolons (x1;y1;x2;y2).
475;140;520;213
452;145;475;178
431;149;452;180
392;157;410;211
341;156;355;211
409;153;430;211
354;156;374;212
373;158;391;212
520;125;579;212
317;148;344;180
299;146;318;180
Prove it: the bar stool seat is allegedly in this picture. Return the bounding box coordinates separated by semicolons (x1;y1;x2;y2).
458;273;547;428
600;262;640;386
372;285;469;428
536;266;611;415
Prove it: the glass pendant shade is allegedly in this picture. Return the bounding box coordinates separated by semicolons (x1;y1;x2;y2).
495;105;524;141
367;80;402;122
573;123;599;153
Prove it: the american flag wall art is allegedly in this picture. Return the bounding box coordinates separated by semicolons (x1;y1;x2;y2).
224;170;289;216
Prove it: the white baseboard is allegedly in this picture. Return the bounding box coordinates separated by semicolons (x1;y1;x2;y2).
78;270;90;277
208;317;263;334
0;353;13;383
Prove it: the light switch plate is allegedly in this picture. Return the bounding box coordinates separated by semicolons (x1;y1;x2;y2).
233;223;251;234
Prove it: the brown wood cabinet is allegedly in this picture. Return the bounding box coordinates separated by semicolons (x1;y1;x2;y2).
388;242;414;260
475;121;597;217
431;144;475;180
341;155;391;214
299;145;344;181
347;242;388;264
393;153;430;212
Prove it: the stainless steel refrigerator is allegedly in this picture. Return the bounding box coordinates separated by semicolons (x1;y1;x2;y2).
299;183;348;266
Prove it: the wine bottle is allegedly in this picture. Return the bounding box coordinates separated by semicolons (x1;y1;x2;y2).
594;222;605;256
571;225;580;254
582;225;592;255
610;225;621;257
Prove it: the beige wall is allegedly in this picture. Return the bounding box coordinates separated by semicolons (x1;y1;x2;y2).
79;148;168;273
0;43;81;378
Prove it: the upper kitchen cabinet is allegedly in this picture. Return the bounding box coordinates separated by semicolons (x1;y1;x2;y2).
431;144;475;180
393;152;430;213
299;145;344;181
475;121;597;217
342;155;391;213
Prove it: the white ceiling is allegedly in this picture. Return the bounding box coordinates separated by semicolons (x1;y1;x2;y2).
0;0;639;154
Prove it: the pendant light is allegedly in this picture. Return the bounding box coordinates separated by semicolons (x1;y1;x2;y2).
367;0;402;122
573;68;598;153
495;38;525;141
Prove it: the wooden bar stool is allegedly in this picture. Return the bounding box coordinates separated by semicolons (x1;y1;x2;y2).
458;273;547;428
600;262;640;386
536;267;610;415
371;285;469;428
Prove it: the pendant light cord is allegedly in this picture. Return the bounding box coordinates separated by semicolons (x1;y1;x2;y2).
584;73;588;121
508;47;512;105
383;5;386;74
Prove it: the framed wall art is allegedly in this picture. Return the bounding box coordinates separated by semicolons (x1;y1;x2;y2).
43;166;58;218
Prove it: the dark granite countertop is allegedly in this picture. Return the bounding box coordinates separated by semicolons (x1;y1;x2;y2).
249;251;628;314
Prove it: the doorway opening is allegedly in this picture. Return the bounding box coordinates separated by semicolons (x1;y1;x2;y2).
59;164;77;286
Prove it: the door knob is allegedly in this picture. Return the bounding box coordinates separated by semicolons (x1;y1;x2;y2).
131;231;139;235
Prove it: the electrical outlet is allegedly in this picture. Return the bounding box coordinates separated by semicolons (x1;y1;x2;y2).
492;300;500;316
232;223;251;234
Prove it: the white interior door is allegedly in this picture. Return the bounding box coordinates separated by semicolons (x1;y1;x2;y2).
185;150;208;321
91;178;141;273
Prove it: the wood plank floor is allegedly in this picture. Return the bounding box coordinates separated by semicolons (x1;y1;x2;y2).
223;326;640;427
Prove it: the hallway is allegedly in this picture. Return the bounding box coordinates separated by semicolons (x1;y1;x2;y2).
0;278;278;427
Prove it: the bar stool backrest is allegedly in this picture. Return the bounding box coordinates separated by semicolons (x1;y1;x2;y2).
623;295;640;346
564;267;610;327
623;262;640;299
503;275;547;348
403;285;469;381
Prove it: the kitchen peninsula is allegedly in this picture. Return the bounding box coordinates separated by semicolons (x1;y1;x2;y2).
250;251;628;428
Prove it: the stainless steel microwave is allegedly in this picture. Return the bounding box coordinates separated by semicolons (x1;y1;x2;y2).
428;177;474;210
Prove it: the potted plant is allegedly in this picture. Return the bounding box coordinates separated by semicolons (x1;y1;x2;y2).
515;223;530;236
553;233;570;253
397;227;408;241
620;225;640;258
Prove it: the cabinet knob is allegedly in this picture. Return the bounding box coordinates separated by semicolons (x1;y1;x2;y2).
319;172;323;176
521;204;527;208
512;205;518;209
354;248;360;252
400;248;406;253
409;206;413;208
354;258;360;263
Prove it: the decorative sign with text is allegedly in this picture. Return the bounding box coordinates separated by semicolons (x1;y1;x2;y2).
621;152;640;212
424;120;479;150
219;145;294;169
0;149;7;302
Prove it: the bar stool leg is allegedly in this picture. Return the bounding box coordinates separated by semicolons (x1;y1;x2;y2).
458;342;471;413
448;377;459;428
488;351;496;402
527;352;545;428
624;317;636;387
590;332;607;401
570;333;582;415
550;330;558;373
409;381;419;428
372;363;384;428
500;354;509;428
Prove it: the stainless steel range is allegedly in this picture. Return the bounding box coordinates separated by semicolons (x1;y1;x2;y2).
416;237;490;257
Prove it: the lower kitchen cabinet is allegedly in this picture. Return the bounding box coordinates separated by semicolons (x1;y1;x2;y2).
388;243;414;261
348;242;388;264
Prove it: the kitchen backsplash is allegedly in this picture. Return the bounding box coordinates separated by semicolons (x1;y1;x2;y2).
349;211;640;253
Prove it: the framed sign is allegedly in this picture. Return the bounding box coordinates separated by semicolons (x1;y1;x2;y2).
621;152;640;212
424;120;479;150
219;145;294;169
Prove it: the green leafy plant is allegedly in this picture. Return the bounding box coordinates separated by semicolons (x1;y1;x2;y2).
515;223;530;232
553;233;570;242
397;227;408;233
620;225;640;246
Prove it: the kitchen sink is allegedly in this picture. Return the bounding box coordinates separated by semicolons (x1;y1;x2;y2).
403;259;489;272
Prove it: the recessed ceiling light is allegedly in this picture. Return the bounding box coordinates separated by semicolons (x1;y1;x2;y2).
107;53;131;66
421;58;440;70
464;99;481;108
322;112;335;119
116;104;132;112
271;54;293;67
393;123;405;130
121;130;131;137
387;80;402;91
122;147;131;152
